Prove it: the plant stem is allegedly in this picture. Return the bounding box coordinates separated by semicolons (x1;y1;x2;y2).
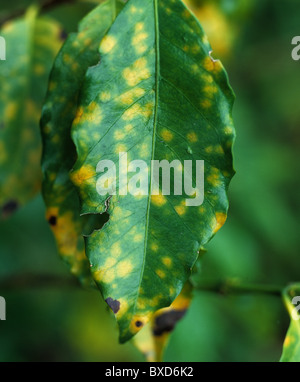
193;278;284;297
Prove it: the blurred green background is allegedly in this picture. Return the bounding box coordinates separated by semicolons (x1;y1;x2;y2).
0;0;299;362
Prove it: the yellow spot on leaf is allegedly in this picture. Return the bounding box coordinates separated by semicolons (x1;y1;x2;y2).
283;336;293;347
207;172;222;187
132;32;148;46
100;35;117;54
135;22;144;32
123;58;151;87
161;129;173;142
71;165;95;186
162;257;172;267
203;85;218;97
115;144;127;154
213;212;227;234
151;194;167;207
134;233;143;243
119;87;145;105
187;132;198;143
97;268;115;284
125;124;134;132
45;208;78;257
104;257;117;270
175;205;186;216
224;125;234;135
151;243;159;252
143;102;154;119
136;43;148;55
122;104;142;121
129;5;139;14
99;91;111;102
115;298;129;318
137;299;146;310
116;260;133;278
73;106;84;125
200;99;212;109
202;73;214;83
111;242;122;257
156;269;166;279
215;145;224;154
203;56;215;71
114;130;125;140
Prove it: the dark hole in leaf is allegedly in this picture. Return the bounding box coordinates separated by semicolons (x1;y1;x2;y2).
2;200;19;217
135;320;143;328
153;309;187;337
105;297;120;314
48;216;57;226
81;212;110;236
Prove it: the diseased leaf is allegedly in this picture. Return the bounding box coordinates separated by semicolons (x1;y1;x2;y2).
132;282;193;362
280;284;300;362
41;0;124;286
0;7;63;218
70;0;235;342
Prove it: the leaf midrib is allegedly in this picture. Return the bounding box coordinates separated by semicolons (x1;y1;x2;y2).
134;0;160;315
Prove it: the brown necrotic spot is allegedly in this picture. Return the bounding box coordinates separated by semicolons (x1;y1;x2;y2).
105;297;120;314
153;309;187;337
48;216;57;226
135;320;143;328
2;200;19;217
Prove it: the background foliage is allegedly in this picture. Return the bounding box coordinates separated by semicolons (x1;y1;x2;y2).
0;0;299;361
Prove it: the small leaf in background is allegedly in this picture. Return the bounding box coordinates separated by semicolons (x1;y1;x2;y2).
183;0;257;60
41;0;124;286
132;282;193;362
70;0;235;342
0;7;63;219
280;284;300;362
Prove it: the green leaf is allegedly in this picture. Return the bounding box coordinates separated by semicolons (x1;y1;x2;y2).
132;281;193;361
280;284;300;362
0;7;63;219
41;0;124;286
70;0;235;342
